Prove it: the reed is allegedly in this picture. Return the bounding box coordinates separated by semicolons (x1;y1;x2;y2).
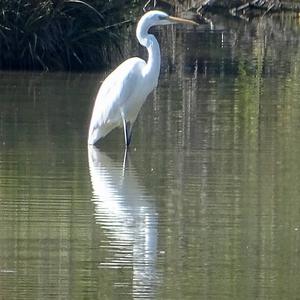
0;0;126;70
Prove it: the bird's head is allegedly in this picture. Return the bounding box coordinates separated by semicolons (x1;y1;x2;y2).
139;10;198;28
136;10;198;47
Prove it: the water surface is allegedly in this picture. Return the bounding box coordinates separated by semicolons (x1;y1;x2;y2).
0;15;300;299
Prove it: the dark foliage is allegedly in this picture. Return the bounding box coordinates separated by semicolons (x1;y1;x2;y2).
0;0;125;70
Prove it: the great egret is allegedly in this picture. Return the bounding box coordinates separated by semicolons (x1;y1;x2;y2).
88;10;197;147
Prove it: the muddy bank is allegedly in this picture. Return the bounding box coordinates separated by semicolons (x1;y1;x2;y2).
144;0;300;19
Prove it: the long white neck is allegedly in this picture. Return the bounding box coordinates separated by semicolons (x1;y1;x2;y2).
136;21;161;87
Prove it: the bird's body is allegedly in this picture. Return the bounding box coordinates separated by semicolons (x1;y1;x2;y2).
88;54;159;145
88;10;196;146
88;58;149;144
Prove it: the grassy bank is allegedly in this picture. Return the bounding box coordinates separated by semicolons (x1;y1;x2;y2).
0;0;131;71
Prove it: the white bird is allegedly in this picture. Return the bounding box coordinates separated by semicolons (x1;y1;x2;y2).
88;10;197;147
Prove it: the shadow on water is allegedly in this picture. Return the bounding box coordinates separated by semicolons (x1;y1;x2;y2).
88;147;160;298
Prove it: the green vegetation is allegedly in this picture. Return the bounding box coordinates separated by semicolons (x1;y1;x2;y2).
0;0;129;71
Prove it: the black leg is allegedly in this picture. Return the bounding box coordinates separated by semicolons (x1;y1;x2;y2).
121;111;133;147
121;115;129;147
125;121;133;147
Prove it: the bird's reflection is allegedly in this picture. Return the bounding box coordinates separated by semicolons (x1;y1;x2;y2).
88;147;159;298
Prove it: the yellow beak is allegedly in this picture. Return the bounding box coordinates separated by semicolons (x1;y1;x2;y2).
168;16;198;26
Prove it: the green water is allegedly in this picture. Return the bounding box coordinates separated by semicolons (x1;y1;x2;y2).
0;15;300;299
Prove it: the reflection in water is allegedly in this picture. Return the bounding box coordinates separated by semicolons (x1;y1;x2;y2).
88;147;159;298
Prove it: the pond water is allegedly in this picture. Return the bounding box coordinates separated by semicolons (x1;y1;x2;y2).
1;14;300;300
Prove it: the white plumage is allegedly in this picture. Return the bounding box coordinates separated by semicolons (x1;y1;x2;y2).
88;10;197;147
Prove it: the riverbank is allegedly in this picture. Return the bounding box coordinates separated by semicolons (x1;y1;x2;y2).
1;0;299;71
151;0;300;19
